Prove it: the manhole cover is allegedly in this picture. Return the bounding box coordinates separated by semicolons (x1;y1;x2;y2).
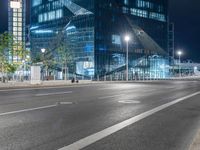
118;100;140;104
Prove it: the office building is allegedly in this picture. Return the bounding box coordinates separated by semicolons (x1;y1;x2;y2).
8;0;26;63
30;0;169;79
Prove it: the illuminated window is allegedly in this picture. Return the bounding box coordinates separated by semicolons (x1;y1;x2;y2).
38;14;43;22
13;13;17;17
149;12;166;22
18;13;22;17
38;10;63;23
48;11;55;20
18;32;22;36
18;23;22;27
13;27;17;31
10;1;21;9
122;7;129;14
130;8;148;18
112;35;121;45
13;32;17;36
124;0;128;5
44;13;48;21
32;0;42;7
136;0;154;9
18;27;22;31
56;9;63;19
18;8;22;12
13;17;17;21
13;22;17;26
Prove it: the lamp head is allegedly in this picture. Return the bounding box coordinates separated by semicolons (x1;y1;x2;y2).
41;48;46;53
177;50;182;56
124;35;130;42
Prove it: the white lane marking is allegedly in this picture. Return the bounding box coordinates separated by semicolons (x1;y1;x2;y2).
0;104;57;116
57;102;73;105
58;91;200;150
35;91;73;96
118;100;141;104
98;94;124;100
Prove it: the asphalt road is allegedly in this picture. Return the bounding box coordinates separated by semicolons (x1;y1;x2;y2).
0;81;200;150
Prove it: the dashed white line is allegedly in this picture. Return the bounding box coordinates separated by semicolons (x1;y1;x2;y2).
118;100;141;104
58;91;200;150
0;104;57;116
57;102;73;105
35;91;73;96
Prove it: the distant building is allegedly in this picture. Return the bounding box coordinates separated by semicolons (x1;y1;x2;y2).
30;0;169;79
8;0;26;63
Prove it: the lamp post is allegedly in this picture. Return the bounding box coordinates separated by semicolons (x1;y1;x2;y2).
26;55;30;80
177;50;182;77
125;35;130;81
22;60;25;81
41;48;46;80
1;62;4;83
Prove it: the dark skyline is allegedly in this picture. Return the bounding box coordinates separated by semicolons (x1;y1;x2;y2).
0;0;200;62
169;0;200;62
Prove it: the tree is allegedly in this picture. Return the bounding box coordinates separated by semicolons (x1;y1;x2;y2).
0;32;15;81
30;29;73;80
51;31;73;80
0;32;29;82
56;41;73;80
42;48;57;78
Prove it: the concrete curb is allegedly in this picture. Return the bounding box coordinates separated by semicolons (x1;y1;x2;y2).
0;80;94;89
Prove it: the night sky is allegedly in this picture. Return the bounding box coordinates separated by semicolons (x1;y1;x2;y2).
0;0;200;62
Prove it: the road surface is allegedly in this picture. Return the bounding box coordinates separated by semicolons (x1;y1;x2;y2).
0;81;200;150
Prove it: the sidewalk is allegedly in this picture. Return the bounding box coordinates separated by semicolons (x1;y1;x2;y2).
0;77;200;89
0;80;94;89
189;128;200;150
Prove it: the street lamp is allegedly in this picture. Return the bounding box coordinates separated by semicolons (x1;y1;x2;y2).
26;55;30;80
41;48;46;80
41;48;46;53
22;60;25;81
177;50;182;77
124;35;130;81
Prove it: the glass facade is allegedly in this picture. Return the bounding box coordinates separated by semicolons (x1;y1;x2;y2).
30;0;169;79
8;0;26;63
94;0;169;78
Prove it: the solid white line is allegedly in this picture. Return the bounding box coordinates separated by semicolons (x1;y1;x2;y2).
98;94;124;100
0;104;57;116
58;91;200;150
35;91;73;96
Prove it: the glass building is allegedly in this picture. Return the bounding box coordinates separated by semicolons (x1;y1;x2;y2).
8;0;26;63
30;0;169;79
